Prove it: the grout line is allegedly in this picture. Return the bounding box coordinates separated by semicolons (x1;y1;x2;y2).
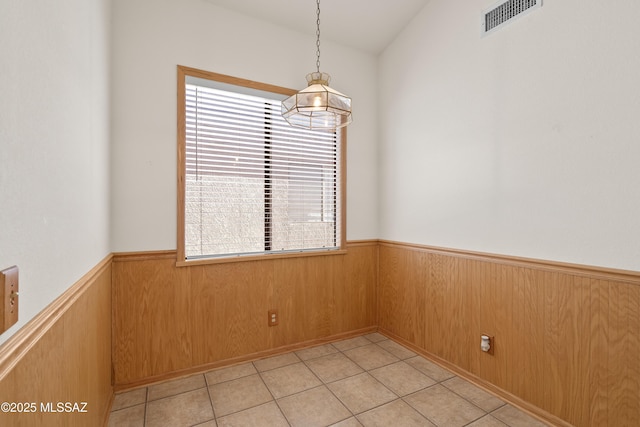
253;362;293;427
440;378;509;417
398;395;439;427
203;373;217;424
143;387;148;427
311;335;405;419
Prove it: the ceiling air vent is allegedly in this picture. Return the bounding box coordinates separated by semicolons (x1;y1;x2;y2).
482;0;542;36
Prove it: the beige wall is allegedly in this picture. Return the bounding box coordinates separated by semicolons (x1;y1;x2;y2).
110;0;379;252
379;0;640;271
0;0;111;345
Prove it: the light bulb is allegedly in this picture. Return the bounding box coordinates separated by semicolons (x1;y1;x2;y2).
313;95;322;108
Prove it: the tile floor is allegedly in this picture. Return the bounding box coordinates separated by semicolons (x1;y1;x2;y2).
108;333;549;427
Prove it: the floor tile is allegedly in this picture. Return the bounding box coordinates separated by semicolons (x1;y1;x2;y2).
491;404;549;427
405;355;455;382
333;336;372;351
208;373;273;417
305;352;364;383
145;388;214;427
369;361;436;396
278;385;352;427
111;388;147;411
260;362;322;398
296;343;339;361
328;372;397;414
205;362;257;385
375;339;416;359
330;417;363;427
108;334;527;427
442;376;505;412
404;384;485;427
147;373;206;401
357;399;435;427
216;401;287;427
344;343;399;370
363;332;387;343
253;352;300;372
108;403;145;427
467;414;509;427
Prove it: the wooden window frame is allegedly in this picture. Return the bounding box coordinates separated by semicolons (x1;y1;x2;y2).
176;65;347;266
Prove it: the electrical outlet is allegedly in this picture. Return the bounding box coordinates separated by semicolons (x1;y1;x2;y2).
1;266;19;334
268;309;278;326
481;334;494;355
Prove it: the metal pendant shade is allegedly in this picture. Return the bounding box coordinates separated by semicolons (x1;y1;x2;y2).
282;1;352;130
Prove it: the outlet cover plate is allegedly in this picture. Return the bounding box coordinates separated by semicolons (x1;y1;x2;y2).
268;309;278;326
1;265;19;333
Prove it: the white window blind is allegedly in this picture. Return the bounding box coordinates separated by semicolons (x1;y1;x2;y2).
184;80;341;260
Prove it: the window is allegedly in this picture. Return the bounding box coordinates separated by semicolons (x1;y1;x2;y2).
177;66;345;263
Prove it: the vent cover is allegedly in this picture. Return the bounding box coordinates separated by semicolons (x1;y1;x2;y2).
482;0;542;36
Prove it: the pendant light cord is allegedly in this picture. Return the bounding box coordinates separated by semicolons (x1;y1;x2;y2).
315;0;321;73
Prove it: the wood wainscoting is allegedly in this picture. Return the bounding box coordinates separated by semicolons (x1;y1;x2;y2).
5;239;635;426
0;256;113;427
112;241;378;388
378;240;640;427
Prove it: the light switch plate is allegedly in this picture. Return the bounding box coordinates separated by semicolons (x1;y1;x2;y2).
0;265;19;333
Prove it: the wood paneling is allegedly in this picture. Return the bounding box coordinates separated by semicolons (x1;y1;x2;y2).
4;240;636;425
0;256;113;427
112;242;378;387
112;254;192;383
378;241;640;427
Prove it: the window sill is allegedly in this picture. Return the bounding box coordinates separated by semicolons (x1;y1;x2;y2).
176;248;348;267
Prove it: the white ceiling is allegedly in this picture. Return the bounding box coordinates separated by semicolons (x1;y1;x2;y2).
203;0;430;54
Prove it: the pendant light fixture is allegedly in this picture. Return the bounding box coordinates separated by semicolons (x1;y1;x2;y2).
282;0;352;130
